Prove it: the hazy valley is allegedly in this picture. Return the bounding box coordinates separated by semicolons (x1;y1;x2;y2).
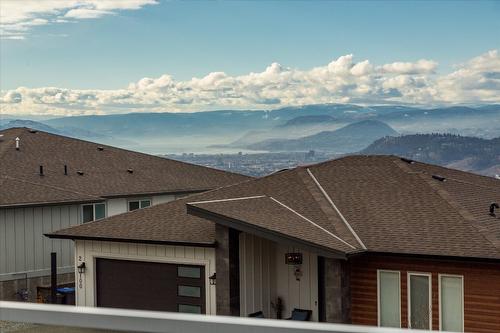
2;103;499;177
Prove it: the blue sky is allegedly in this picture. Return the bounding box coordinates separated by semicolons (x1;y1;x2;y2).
1;0;499;115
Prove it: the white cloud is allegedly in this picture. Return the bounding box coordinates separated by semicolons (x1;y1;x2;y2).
64;8;114;19
381;59;438;74
0;0;157;39
434;50;500;103
1;50;499;116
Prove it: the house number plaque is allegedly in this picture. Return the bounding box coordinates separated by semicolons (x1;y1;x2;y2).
285;252;303;265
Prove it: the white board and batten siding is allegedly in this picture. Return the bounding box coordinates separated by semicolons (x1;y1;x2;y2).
0;205;80;281
106;194;177;217
74;240;217;315
239;233;319;321
0;194;180;281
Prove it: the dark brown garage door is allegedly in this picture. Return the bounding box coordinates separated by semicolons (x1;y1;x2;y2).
96;258;206;313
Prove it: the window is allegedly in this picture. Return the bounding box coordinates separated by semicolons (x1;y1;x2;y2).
178;285;201;298
178;266;201;279
128;199;151;211
408;272;432;330
377;270;401;328
82;203;106;223
439;275;464;332
178;304;201;314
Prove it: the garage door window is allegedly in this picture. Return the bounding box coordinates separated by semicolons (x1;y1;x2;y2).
178;266;201;278
178;304;202;314
178;285;201;298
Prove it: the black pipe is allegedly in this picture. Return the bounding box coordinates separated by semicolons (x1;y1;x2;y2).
51;252;57;303
490;202;499;216
64;165;68;175
39;165;44;176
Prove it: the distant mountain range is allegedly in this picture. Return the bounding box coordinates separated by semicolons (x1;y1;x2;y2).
246;120;398;153
362;133;500;178
0;120;109;141
278;115;336;127
2;103;499;153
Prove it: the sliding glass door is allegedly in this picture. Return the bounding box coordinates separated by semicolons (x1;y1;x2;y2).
408;273;432;330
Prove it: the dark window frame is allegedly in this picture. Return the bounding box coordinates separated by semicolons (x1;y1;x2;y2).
127;198;152;211
82;203;106;223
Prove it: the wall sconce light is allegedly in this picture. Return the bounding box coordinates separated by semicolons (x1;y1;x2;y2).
209;272;216;285
77;262;86;274
294;266;303;281
77;262;86;289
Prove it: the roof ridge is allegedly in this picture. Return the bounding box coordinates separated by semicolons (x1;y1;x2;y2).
19;128;251;179
268;196;357;250
394;154;500;185
394;159;500;251
295;168;361;250
306;168;367;250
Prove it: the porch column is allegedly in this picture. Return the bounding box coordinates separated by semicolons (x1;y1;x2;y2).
323;258;351;323
215;224;240;316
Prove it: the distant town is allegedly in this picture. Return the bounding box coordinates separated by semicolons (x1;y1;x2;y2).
166;151;339;177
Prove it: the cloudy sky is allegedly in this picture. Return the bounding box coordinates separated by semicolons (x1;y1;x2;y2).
1;0;499;116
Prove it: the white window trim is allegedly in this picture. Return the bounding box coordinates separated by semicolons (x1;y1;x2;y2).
438;274;464;332
81;202;107;223
407;272;432;330
377;269;401;328
127;197;152;211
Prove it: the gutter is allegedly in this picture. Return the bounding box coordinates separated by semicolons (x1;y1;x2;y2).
0;198;105;209
346;250;500;264
44;233;216;248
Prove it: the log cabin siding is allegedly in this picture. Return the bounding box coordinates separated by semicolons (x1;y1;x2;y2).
349;255;500;332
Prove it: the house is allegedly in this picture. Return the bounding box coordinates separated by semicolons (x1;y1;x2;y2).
0;127;249;301
47;155;500;332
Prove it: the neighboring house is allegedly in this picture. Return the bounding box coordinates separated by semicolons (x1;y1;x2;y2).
0;127;249;301
47;155;500;332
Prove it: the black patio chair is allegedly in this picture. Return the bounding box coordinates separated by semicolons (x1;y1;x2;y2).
287;308;312;321
248;311;265;318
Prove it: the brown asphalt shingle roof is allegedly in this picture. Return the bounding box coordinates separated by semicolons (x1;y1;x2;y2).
0;127;250;207
188;155;500;260
48;196;216;246
48;154;500;260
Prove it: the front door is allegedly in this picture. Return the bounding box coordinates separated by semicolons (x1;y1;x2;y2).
408;273;432;329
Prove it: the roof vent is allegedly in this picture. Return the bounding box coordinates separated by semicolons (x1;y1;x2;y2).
29;129;38;133
400;157;414;164
97;146;104;151
64;165;68;175
432;174;446;182
272;168;289;175
39;165;44;176
490;203;499;217
15;137;20;150
127;168;134;174
77;170;84;176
